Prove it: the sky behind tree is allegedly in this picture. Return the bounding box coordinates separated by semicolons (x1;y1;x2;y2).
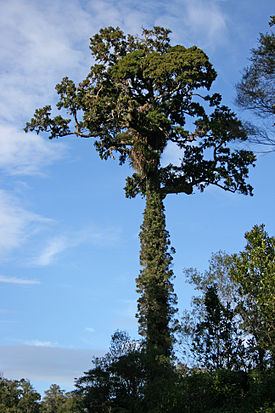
0;0;274;395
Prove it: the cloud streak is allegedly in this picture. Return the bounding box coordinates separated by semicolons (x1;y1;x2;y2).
23;340;56;347
32;225;122;266
0;275;40;285
0;190;52;256
85;327;95;333
0;125;65;176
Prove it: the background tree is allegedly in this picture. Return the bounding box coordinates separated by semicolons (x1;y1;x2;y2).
41;384;68;413
180;226;275;371
0;377;41;413
190;285;245;371
75;331;146;413
25;26;256;404
230;224;275;368
179;252;246;371
236;16;275;148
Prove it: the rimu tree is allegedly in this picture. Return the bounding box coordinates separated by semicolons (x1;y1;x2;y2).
25;26;256;402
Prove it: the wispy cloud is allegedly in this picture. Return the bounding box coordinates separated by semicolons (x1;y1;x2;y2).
0;125;65;176
155;0;227;49
0;0;228;126
0;275;40;285
0;0;94;124
23;340;56;347
85;327;95;333
185;0;227;43
33;236;68;266
0;190;52;256
32;225;121;266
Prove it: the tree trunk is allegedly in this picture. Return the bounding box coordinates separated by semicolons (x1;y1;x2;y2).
137;178;176;359
136;178;179;411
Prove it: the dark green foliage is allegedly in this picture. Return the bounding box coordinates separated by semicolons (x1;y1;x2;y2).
25;26;255;201
180;227;275;372
191;286;245;371
75;331;147;413
41;384;66;413
178;368;275;413
137;183;177;358
75;331;187;413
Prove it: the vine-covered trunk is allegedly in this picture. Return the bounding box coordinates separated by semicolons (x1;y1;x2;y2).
136;179;178;411
137;179;177;359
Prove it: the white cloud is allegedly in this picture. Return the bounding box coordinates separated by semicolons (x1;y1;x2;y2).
0;190;51;255
0;275;40;285
156;0;227;49
24;340;56;347
33;236;68;266
185;0;226;41
0;0;93;124
0;125;65;176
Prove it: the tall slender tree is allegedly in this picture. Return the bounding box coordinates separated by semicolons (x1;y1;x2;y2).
25;27;255;396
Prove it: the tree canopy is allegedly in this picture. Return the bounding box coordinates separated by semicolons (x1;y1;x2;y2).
26;26;255;199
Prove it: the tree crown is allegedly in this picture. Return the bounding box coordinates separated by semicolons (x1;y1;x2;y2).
25;26;255;198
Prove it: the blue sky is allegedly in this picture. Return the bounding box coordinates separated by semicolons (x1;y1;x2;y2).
0;0;274;395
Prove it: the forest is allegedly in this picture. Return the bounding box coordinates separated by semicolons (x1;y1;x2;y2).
1;18;275;413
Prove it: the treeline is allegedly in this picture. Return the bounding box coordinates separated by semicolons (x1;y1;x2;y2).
1;224;274;412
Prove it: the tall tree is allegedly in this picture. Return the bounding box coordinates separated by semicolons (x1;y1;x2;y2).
236;16;275;148
25;26;255;399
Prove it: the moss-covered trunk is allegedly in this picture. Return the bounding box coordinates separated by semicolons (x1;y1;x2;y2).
136;179;178;411
137;178;177;359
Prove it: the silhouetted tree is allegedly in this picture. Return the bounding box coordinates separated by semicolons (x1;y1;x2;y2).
236;16;275;148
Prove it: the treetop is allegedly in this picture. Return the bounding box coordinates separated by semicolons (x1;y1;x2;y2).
25;26;255;199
